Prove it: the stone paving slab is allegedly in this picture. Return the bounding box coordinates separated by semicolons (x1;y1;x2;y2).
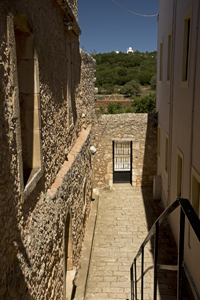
85;185;194;300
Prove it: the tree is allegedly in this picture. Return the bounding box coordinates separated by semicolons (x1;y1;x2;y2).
117;68;128;77
133;93;156;113
93;51;157;94
150;75;157;90
120;80;141;96
139;71;153;85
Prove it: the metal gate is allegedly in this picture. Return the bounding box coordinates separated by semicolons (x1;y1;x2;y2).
113;141;132;183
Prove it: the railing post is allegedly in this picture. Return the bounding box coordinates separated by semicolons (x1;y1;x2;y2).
141;245;144;300
134;258;137;300
177;207;185;300
153;221;159;300
130;264;134;300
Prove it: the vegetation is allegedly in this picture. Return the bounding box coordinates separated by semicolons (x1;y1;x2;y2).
133;92;156;113
150;75;157;90
120;80;141;96
99;93;156;114
99;102;134;114
92;51;157;95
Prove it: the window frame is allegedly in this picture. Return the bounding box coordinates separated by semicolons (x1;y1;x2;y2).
181;5;193;88
167;29;172;84
157;124;161;159
176;148;183;198
164;133;169;176
191;167;200;218
13;13;43;198
159;37;164;84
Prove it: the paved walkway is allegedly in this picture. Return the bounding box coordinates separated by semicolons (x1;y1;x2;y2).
85;184;194;300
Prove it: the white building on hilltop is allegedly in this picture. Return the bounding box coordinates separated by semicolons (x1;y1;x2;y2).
127;47;134;53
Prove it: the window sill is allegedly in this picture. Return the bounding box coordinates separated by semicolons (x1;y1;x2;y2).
23;168;43;200
181;80;189;89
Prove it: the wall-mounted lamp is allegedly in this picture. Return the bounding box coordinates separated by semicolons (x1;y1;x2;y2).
63;20;73;31
90;146;97;155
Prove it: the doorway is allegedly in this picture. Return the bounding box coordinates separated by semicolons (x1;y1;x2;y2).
113;141;132;183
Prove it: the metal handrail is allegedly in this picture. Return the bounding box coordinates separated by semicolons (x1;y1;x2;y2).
130;198;200;300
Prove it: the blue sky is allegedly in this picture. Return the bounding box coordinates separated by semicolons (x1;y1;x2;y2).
78;0;159;54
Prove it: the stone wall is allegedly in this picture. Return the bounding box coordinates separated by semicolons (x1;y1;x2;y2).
93;113;157;188
76;49;96;128
0;0;95;299
17;126;93;299
68;0;78;20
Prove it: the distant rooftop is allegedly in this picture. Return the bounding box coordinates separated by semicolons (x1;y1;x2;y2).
127;47;134;53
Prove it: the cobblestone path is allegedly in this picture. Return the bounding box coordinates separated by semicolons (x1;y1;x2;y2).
85;184;194;300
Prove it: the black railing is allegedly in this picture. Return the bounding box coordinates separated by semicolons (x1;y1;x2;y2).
130;198;200;300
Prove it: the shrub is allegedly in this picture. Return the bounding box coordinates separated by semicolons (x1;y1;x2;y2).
107;103;116;114
120;80;141;96
99;102;123;114
115;102;122;110
99;106;106;114
133;93;156;113
99;83;115;94
117;68;128;77
123;105;134;113
139;71;153;85
150;75;157;90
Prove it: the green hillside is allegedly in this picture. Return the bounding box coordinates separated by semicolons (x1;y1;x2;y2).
92;51;157;95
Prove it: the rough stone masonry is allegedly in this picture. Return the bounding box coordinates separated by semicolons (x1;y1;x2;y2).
93;113;157;188
0;0;96;299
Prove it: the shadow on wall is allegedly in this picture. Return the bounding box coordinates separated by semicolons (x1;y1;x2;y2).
140;114;194;299
141;113;157;187
0;0;95;297
13;10;81;223
0;9;82;299
0;82;32;299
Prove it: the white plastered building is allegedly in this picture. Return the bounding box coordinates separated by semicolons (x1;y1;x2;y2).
157;0;200;294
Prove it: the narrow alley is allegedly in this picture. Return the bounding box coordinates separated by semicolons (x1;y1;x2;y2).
85;185;194;300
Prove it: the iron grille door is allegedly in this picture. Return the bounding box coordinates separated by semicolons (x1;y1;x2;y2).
113;141;132;183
